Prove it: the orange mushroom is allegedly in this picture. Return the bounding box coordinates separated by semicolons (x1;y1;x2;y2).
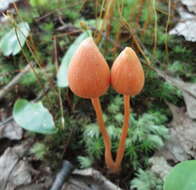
111;47;144;96
68;37;114;170
111;47;144;172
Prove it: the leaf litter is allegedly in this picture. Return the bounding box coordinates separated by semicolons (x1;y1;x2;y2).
0;140;53;190
149;66;196;180
0;109;23;140
169;2;196;42
0;141;32;190
154;68;196;119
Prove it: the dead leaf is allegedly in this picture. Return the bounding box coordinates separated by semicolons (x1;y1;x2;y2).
181;0;196;14
155;103;196;163
62;168;122;190
0;0;19;11
169;6;196;42
154;68;196;119
0;143;32;190
149;156;172;179
182;85;196;119
0;121;23;140
16;176;53;190
0;110;23;140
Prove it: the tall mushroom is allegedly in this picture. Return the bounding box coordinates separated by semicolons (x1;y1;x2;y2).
111;47;145;172
68;37;114;170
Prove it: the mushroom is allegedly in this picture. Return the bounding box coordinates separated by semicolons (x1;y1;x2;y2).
68;37;114;170
111;47;145;172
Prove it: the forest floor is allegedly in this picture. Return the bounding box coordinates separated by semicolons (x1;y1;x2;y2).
0;0;196;190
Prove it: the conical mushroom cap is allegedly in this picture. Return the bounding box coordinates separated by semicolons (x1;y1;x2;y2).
68;37;110;98
111;47;144;96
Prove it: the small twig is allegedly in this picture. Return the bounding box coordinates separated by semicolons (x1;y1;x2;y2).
53;37;65;131
0;116;13;127
0;62;34;100
152;0;158;54
50;160;74;190
33;86;50;102
165;0;171;63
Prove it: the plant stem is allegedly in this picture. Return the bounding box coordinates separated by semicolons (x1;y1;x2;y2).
91;97;114;170
114;95;130;172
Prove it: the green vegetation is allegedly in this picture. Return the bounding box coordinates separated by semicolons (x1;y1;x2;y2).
131;169;163;190
81;96;169;169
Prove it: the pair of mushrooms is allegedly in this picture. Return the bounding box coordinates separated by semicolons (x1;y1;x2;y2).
68;37;144;173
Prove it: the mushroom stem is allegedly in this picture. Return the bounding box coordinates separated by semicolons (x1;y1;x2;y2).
91;97;114;170
114;95;130;172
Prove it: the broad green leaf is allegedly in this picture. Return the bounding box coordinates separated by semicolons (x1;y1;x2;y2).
0;22;30;56
57;31;91;88
164;160;196;190
13;99;57;134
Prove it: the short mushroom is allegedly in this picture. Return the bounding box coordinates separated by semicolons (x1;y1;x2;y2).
111;47;145;172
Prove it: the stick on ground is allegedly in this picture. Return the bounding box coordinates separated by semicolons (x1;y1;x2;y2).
0;62;34;100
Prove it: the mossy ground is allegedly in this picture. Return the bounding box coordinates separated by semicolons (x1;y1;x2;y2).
0;0;195;189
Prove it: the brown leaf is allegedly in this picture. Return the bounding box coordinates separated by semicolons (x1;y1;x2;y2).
0;109;23;140
155;103;196;163
0;143;32;190
169;6;196;42
0;121;23;140
62;168;122;190
181;0;196;14
154;68;196;119
182;84;196;119
149;156;171;179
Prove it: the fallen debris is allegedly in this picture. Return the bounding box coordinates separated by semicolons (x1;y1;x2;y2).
0;143;32;190
0;120;23;140
149;156;172;179
0;0;19;11
155;103;196;162
154;68;196;119
0;109;23;140
0;63;34;100
63;168;122;190
169;6;196;42
181;0;196;14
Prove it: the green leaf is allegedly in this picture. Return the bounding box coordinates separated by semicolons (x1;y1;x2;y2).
0;22;30;56
164;160;196;190
13;99;57;134
57;31;91;87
